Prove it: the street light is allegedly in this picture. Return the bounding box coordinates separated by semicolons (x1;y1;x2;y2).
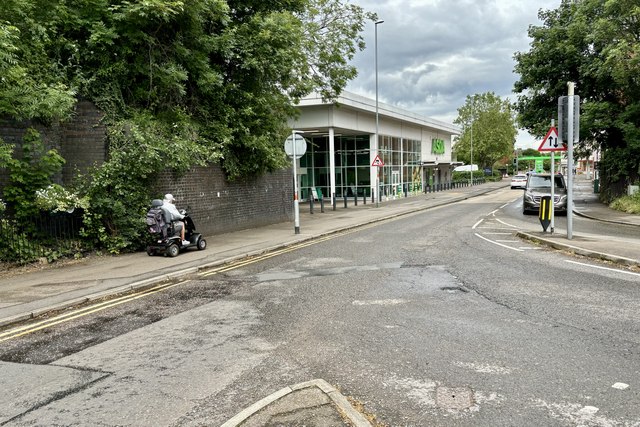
470;119;474;186
375;19;383;207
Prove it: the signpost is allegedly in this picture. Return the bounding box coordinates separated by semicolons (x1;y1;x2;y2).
558;84;580;240
537;124;565;233
371;154;384;207
285;132;307;234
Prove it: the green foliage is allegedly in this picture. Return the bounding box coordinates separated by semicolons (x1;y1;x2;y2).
0;0;375;253
0;218;84;264
0;17;76;122
521;148;540;157
452;171;494;183
610;191;640;214
76;111;216;253
298;0;377;100
2;129;65;222
35;184;89;213
453;92;518;169
513;0;640;197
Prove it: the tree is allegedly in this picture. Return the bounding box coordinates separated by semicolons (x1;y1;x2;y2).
513;0;640;201
298;0;376;100
453;92;518;169
0;8;76;123
0;0;376;252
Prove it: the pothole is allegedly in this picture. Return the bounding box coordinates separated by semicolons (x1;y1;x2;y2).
435;386;475;410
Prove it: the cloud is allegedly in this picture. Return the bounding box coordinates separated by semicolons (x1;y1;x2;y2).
346;0;560;146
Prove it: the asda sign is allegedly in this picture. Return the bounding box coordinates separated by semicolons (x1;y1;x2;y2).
431;138;445;155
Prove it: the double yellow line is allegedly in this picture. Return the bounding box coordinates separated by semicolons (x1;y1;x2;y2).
0;226;368;343
0;281;188;343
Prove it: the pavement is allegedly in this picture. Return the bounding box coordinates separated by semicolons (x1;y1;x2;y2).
1;174;638;427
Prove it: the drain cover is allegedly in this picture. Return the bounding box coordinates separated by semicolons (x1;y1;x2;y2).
435;386;474;410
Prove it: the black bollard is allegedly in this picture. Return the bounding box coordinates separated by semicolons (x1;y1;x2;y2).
332;193;336;211
310;196;314;214
344;194;348;208
354;194;358;206
320;196;325;213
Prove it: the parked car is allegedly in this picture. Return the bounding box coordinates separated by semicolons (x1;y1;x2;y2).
522;173;568;215
510;174;528;189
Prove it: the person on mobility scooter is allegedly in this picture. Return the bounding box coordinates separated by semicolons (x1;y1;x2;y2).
145;194;206;257
162;194;190;246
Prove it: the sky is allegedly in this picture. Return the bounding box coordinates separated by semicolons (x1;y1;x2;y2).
345;0;561;149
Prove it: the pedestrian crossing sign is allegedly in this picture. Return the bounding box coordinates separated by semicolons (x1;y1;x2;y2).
371;154;384;167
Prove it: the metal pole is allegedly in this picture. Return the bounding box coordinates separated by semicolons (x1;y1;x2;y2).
470;122;473;186
567;82;575;240
292;129;300;234
375;20;383;208
551;119;555;234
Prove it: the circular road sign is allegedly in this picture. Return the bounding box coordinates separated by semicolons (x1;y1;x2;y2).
284;134;307;159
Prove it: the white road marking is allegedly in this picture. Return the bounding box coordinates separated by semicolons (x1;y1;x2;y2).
612;382;629;390
565;260;640;277
472;219;484;230
475;233;524;252
477;227;515;231
494;218;519;228
454;361;513;375
352;299;408;306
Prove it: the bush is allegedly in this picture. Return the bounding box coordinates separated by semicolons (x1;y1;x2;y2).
610;192;640;214
2;129;65;222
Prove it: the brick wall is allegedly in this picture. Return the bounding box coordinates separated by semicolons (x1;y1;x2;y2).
0;100;106;188
0;100;294;236
58;100;107;184
155;165;293;236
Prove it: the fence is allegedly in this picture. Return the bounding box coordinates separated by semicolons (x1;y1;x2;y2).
0;210;87;264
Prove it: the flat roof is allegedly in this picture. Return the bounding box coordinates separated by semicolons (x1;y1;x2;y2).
296;91;461;135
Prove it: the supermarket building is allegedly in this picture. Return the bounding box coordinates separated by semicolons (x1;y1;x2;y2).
290;92;461;203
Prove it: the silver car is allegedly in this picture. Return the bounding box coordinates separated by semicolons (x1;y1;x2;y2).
522;173;568;215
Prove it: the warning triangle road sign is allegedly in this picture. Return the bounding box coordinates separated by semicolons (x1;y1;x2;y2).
538;126;566;152
371;154;384;166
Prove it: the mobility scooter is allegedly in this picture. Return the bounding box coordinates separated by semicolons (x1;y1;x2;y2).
145;199;206;257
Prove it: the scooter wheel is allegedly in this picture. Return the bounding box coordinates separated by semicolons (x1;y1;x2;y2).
197;238;207;251
166;243;180;257
146;247;155;256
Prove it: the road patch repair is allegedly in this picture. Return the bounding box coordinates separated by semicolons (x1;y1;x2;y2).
220;379;373;427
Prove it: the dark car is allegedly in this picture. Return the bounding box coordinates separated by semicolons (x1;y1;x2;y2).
522;173;568;215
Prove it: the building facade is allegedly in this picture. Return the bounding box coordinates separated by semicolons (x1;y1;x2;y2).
290;92;460;203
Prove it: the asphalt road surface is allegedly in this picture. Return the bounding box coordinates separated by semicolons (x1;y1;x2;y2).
1;189;638;426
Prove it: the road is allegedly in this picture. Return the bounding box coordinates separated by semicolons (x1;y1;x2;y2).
1;188;639;426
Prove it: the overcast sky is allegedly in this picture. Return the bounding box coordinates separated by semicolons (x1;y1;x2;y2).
345;0;561;148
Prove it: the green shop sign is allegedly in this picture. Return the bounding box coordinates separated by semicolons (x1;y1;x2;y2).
432;138;445;155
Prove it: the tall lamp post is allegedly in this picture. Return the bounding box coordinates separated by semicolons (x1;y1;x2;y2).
470;119;474;186
375;19;383;207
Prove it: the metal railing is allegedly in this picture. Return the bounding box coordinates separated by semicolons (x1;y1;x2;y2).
0;211;87;264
